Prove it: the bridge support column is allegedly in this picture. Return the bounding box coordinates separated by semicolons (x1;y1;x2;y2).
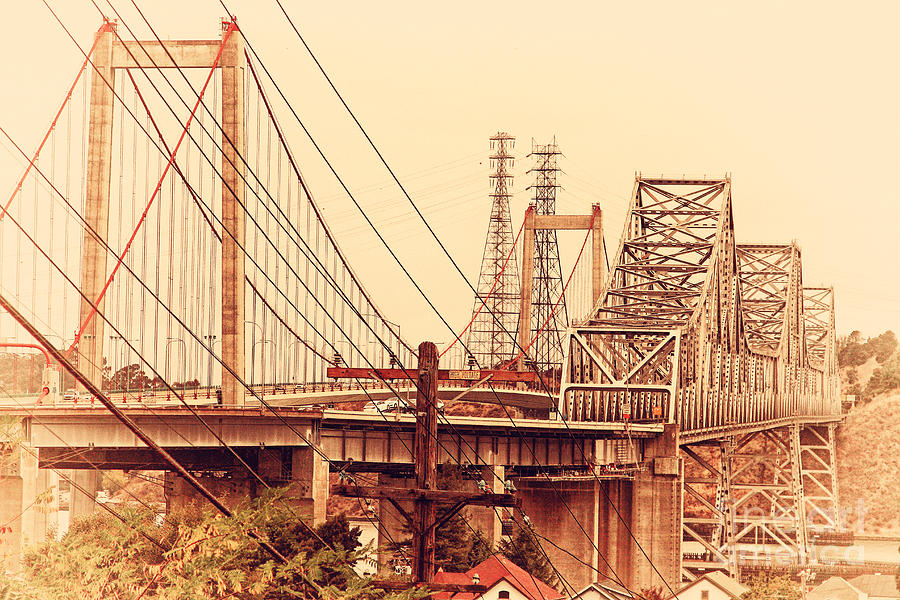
376;472;415;572
69;470;99;521
517;478;599;589
471;465;505;546
626;424;682;591
220;23;246;406
285;446;328;526
0;444;59;570
165;470;253;512
77;22;116;396
798;424;841;533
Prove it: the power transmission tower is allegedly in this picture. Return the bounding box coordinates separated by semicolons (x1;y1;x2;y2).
465;132;521;368
526;138;567;376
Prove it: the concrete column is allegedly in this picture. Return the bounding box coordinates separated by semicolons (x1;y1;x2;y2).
164;470;252;513
591;204;603;306
377;472;414;572
219;24;246;405
471;465;505;546
0;444;59;570
516;208;535;371
517;479;597;590
626;425;682;590
287;446;328;525
69;470;99;522
77;22;116;397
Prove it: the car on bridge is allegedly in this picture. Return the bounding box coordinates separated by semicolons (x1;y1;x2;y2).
362;398;444;414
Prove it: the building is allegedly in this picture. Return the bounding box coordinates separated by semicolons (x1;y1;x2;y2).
848;575;900;600
808;576;868;600
669;571;748;600
569;579;635;600
433;555;564;600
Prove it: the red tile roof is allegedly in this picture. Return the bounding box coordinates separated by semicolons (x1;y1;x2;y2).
433;555;563;600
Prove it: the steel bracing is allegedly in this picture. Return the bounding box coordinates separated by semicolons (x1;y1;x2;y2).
556;176;842;581
559;176;840;432
465;133;521;368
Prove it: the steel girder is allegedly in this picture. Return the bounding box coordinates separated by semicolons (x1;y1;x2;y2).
558;176;841;432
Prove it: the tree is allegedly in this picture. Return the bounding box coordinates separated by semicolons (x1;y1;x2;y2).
497;524;557;588
1;488;420;600
740;573;800;599
108;363;153;391
638;586;665;600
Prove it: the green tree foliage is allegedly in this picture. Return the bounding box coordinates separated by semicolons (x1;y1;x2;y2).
740;573;800;599
638;587;665;600
497;524;557;588
838;330;898;367
0;489;420;600
0;353;45;394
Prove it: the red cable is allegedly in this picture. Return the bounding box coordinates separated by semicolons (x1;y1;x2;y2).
0;22;108;222
66;21;239;359
439;207;530;358
511;208;597;365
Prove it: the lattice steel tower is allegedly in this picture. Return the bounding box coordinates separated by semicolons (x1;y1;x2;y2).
465;132;521;368
527;138;568;374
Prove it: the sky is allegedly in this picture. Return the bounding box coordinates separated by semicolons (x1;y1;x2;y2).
1;1;899;347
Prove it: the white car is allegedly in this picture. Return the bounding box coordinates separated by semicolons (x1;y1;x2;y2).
362;398;444;413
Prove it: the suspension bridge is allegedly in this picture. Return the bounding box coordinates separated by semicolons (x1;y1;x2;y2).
0;16;842;596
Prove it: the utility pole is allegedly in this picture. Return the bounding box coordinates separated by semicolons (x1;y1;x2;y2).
330;341;519;590
411;341;438;580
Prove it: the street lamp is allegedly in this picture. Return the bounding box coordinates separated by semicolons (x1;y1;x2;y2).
245;321;262;389
253;339;276;390
361;314;401;368
165;337;186;388
204;335;218;387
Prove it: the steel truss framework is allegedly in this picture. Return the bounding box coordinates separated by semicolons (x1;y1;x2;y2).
556;176;842;582
527;139;568;375
466;132;521;368
681;423;840;580
559;176;840;434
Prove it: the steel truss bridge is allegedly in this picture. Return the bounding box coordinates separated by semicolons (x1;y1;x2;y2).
0;17;842;592
559;177;842;581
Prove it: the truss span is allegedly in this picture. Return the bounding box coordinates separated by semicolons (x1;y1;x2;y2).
559;176;840;435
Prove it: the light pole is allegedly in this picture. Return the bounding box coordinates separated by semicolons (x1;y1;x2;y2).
253;339;275;394
245;321;262;389
362;314;401;368
165;337;186;389
204;335;218;387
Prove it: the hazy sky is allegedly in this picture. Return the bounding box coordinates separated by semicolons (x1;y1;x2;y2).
2;1;899;346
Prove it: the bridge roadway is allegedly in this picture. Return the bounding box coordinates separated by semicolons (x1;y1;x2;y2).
3;402;658;471
30;379;556;410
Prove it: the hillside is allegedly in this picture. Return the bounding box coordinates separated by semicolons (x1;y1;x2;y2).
836;390;900;533
836;330;900;534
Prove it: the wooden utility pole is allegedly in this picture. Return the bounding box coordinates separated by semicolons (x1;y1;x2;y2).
330;340;520;591
412;341;439;582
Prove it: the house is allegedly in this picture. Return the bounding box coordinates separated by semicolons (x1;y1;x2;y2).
570;579;635;600
848;575;900;599
669;571;748;600
433;555;564;600
807;576;868;600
